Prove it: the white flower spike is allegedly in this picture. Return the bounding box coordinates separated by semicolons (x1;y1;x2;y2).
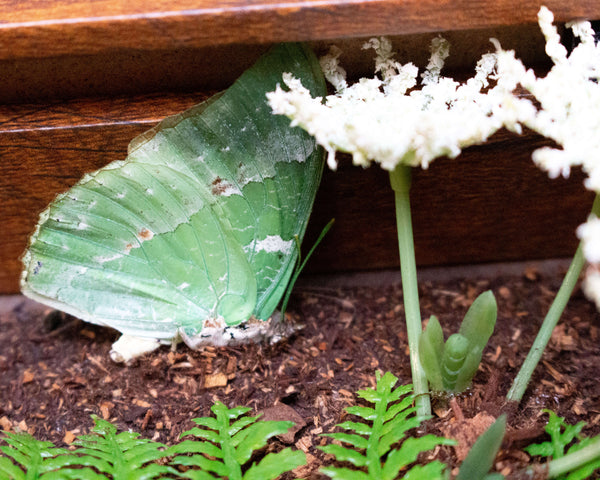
494;7;600;307
268;36;514;172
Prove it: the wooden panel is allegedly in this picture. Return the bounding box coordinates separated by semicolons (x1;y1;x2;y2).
0;23;551;103
0;0;599;60
0;93;593;294
1;0;597;294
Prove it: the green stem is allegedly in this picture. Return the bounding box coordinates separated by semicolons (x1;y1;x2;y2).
507;193;600;403
519;438;600;479
547;439;600;479
389;165;431;417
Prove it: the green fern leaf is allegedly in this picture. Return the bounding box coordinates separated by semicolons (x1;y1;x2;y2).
525;410;585;459
0;455;26;480
170;401;305;480
524;410;600;480
319;466;370;480
71;415;173;480
322;432;369;450
175;469;219;480
333;422;372;436
319;372;454;480
243;448;306;480
344;407;376;422
0;431;74;480
401;461;449;480
234;421;294;465
383;435;455;478
319;444;367;467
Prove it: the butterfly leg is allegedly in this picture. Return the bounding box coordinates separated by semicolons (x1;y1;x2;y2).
110;334;161;363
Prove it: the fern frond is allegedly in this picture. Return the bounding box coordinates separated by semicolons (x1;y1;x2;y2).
524;410;600;480
170;401;306;480
71;415;175;480
0;430;69;480
319;372;455;480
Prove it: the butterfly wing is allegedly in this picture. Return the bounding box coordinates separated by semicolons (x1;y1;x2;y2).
21;43;326;342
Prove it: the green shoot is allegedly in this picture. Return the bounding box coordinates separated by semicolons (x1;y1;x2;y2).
507;193;600;403
419;291;497;393
522;410;600;479
280;218;335;318
169;401;305;480
456;414;506;480
390;165;431;416
318;371;455;480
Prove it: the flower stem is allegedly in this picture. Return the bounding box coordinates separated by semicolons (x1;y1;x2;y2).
389;165;431;417
519;438;600;479
507;193;600;403
547;438;600;479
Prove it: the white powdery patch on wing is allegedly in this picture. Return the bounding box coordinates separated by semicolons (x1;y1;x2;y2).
218;183;242;197
247;235;294;254
94;252;124;264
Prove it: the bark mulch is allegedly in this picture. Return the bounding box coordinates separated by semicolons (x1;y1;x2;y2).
1;263;599;478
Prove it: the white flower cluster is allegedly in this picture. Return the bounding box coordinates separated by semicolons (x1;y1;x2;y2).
268;8;600;308
267;37;515;171
494;7;600;307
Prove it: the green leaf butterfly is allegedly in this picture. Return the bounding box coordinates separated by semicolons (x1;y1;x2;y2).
20;43;326;361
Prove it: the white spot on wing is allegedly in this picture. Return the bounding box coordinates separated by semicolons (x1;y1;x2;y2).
247;235;294;254
95;253;124;264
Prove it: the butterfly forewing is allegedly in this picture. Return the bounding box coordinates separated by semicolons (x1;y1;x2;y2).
21;43;325;343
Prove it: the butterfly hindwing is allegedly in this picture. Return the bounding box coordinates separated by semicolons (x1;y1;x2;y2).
21;43;326;344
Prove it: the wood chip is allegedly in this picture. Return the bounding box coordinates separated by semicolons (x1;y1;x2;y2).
0;416;12;431
63;430;77;444
204;373;228;389
100;402;113;420
22;369;34;384
260;404;306;444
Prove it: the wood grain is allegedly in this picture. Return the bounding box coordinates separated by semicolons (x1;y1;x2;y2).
0;93;592;293
0;0;598;60
0;0;597;293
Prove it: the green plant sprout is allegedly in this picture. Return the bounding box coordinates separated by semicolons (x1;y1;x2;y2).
268;36;520;416
419;290;497;393
456;414;506;480
491;7;600;403
318;371;455;480
168;401;305;480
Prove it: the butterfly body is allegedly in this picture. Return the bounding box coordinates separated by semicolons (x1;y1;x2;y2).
21;44;326;361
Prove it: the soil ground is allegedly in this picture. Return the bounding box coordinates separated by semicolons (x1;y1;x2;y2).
1;261;599;478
